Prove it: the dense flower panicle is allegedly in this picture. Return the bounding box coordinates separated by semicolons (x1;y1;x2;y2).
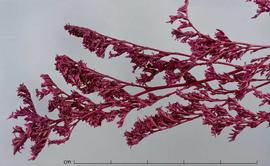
247;0;270;18
54;55;164;122
55;55;129;100
169;4;250;63
36;73;126;127
11;0;270;160
9;84;54;160
65;24;166;85
10;76;127;159
10;56;170;159
124;104;200;146
64;24;197;86
169;0;270;63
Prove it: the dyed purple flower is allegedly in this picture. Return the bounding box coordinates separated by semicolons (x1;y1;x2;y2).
10;0;270;160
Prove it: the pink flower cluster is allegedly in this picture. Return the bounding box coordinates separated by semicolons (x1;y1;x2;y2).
10;0;270;160
247;0;270;18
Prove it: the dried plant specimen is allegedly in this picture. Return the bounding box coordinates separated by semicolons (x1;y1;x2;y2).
9;0;270;160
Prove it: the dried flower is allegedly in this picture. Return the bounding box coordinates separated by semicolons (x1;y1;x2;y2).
10;0;270;159
247;0;270;18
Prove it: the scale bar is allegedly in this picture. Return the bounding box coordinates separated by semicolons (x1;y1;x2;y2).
73;160;259;165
